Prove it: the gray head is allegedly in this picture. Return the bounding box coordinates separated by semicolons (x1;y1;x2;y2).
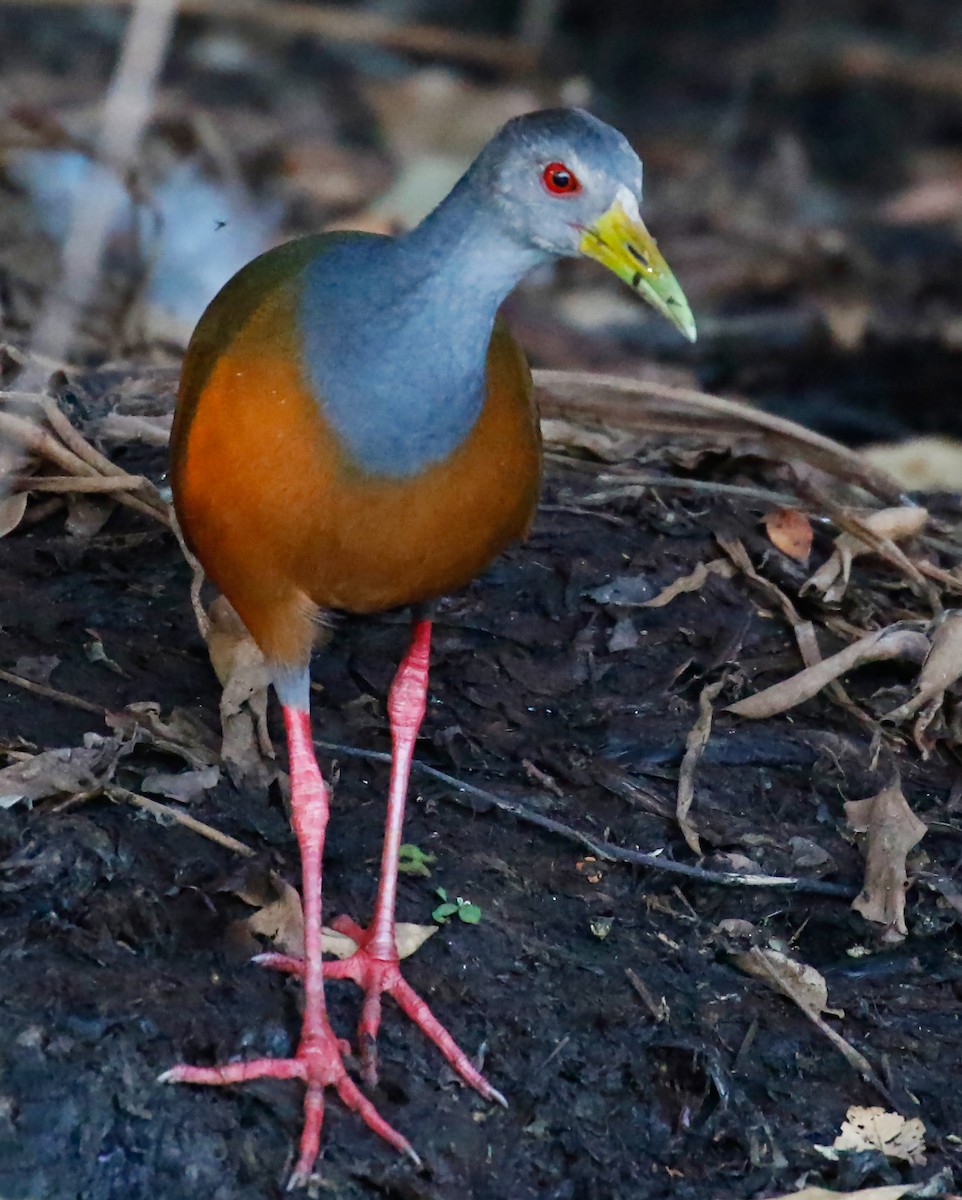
471;108;643;256
463;108;695;341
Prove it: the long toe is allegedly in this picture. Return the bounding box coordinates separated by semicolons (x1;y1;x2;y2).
159;1058;305;1086
324;932;506;1108
161;1040;415;1188
388;975;506;1104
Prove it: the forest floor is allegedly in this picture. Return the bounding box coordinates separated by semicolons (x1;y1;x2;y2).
1;4;962;1199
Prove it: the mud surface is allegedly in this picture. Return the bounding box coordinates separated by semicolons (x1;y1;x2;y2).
0;444;959;1200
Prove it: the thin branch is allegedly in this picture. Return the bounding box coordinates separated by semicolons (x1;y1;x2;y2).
0;0;533;73
107;785;255;857
0;667;105;715
534;370;906;504
314;739;857;899
18;0;178;389
16;474;150;493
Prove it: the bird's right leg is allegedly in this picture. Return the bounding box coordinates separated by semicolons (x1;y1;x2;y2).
162;703;418;1189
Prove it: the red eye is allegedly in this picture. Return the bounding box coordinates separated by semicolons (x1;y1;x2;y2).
542;161;580;195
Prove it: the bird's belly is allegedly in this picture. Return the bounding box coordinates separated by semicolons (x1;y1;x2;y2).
315;448;539;613
173;312;540;663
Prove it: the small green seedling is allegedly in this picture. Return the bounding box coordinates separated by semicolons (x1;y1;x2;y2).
432;887;482;925
398;843;436;877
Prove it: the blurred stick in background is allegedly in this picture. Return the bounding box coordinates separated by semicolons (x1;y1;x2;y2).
0;0;535;74
15;0;178;393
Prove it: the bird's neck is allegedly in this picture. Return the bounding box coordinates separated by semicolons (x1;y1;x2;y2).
397;180;548;316
300;185;548;478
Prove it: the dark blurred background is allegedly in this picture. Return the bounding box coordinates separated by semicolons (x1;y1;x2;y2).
3;0;962;479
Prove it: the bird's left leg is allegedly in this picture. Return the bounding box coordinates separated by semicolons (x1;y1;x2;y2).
259;616;505;1105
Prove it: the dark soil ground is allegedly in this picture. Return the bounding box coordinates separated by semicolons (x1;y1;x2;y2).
2;3;962;1199
0;433;959;1200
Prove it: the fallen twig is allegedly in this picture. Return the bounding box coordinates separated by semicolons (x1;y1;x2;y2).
534;370;906;504
314;739;857;899
676;679;724;854
107;785;255;857
0;667;105;715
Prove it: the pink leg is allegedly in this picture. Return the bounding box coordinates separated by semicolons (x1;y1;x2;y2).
272;620;506;1105
161;707;419;1189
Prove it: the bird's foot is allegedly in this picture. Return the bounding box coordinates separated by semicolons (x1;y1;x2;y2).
160;1017;420;1189
256;915;506;1104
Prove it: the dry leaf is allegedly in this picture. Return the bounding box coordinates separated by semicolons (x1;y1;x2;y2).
733;945;842;1020
642;558;736;608
830;1106;926;1165
803;506;928;603
766;1186;913;1200
319;922;437;961
108;702;219;769
245;880;436;966
540;417;643;462
884;611;962;735
394;923;438;959
65;493;115;537
534;370;903;504
12;655;60;684
846;780;926;941
764;507;814;562
0;734;128;808
0;493;28;538
863;435;962;492
724;912;887;1094
207;596;275;789
676;679;724;854
247;876;304;958
141;765;221;804
731;930;885;1090
727;626;930;719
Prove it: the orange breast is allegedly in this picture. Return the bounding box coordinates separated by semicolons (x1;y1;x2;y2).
171;279;541;668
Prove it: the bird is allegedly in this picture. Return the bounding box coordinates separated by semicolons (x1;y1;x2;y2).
163;107;695;1188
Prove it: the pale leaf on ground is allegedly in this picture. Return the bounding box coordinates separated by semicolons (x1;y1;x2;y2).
0;493;28;538
0;734;128;808
764;507;814;562
727;626;930;719
245;899;437;964
733;945;842;1020
642;558;736;608
730;929;887;1090
206;595;274;790
803;506;928;603
107;702;219;769
320;923;436;961
884;612;962;735
395;923;439;959
765;1185;913;1200
827;1105;926;1165
247;876;304;958
845;780;927;941
141;764;221;804
862;435;962;492
65;493;114;537
676;679;724;854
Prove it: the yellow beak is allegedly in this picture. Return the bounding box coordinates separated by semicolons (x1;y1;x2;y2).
579;188;696;343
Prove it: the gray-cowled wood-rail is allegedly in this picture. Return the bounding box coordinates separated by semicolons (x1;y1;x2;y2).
164;107;695;1187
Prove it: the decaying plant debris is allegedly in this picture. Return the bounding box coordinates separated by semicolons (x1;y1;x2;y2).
0;349;959;1199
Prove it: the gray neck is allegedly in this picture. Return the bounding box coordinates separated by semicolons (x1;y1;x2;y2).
299;181;548;477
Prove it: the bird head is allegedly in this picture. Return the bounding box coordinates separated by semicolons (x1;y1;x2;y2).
475;108;696;342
